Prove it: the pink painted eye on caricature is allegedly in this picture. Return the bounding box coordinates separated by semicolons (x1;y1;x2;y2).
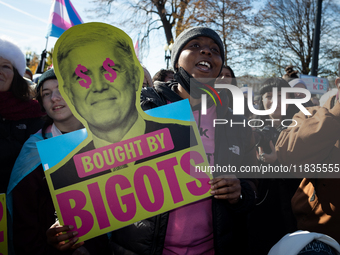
74;58;117;89
75;64;92;89
103;58;117;83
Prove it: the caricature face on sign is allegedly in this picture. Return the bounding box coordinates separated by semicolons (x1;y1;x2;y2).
44;22;211;244
63;43;139;131
55;23;143;134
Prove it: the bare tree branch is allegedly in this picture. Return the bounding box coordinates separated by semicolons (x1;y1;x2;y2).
253;0;340;76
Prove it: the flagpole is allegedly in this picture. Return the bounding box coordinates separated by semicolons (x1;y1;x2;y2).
41;36;49;72
36;0;83;73
36;37;48;74
45;36;49;51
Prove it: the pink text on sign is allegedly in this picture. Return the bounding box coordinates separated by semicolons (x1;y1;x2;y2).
57;151;210;238
74;128;174;178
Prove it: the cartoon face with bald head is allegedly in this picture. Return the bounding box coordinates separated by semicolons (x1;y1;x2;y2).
54;23;143;140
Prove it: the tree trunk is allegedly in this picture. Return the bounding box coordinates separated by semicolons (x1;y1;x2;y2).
153;0;173;45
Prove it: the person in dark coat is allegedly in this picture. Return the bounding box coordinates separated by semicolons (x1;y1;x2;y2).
140;26;258;255
0;37;44;194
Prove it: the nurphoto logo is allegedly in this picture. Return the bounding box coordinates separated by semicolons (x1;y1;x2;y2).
200;83;312;128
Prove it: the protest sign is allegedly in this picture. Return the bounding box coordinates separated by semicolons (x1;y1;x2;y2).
300;74;329;94
0;194;7;255
37;22;211;243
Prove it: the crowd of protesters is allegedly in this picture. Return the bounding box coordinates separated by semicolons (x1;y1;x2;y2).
1;21;340;255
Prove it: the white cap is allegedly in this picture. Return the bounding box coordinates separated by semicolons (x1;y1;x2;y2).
268;230;340;255
0;36;26;76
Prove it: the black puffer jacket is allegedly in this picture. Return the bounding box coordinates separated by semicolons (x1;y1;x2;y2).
0;116;44;193
108;82;258;255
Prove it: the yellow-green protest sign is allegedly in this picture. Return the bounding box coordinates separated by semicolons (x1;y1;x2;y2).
39;22;211;243
0;194;8;255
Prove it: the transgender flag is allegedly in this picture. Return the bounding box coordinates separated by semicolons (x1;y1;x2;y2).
46;0;83;38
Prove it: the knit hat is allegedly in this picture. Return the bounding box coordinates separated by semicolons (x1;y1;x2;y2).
0;37;26;76
259;77;291;96
171;27;224;72
36;68;56;93
289;78;307;89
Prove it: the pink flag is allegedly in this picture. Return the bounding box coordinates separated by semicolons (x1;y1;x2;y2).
134;37;139;60
46;0;83;38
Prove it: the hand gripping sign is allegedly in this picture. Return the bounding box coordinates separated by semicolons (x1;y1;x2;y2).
37;22;211;243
